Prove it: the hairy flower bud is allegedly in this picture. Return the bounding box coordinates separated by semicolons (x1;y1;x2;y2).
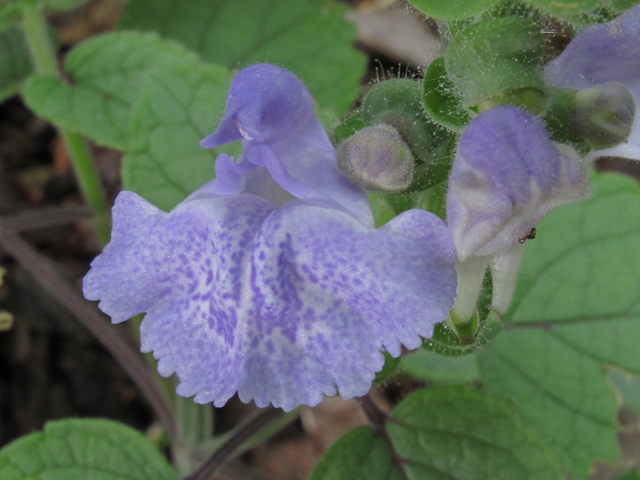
573;82;635;150
337;125;414;193
447;106;590;261
545;4;640;161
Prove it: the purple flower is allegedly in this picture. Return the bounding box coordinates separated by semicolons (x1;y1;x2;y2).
545;5;640;160
447;106;590;261
83;64;457;411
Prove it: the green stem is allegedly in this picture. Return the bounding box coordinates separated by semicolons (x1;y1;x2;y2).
173;398;214;477
21;3;57;75
59;130;111;245
21;3;111;246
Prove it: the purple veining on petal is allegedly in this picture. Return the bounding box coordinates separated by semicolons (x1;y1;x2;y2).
200;64;373;226
239;203;456;411
84;190;276;407
447;106;590;260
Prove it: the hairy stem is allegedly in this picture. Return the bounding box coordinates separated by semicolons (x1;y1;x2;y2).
21;4;110;246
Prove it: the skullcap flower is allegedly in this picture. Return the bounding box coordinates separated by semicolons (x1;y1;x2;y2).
83;64;457;411
447;105;591;261
545;5;640;160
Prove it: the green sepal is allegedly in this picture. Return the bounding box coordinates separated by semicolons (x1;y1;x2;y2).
423;271;502;356
445;17;546;110
474;86;549;116
422;56;471;132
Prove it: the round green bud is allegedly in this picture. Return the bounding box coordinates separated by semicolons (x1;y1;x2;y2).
337;125;415;193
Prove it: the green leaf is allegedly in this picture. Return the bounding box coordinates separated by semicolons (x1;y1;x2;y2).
422;57;470;132
123;64;235;211
118;0;366;116
608;369;640;412
406;0;499;20
444;17;546;109
0;418;175;480
23;32;201;150
311;386;562;479
0;26;33;102
478;173;640;479
400;349;481;383
308;426;404;480
388;386;562;479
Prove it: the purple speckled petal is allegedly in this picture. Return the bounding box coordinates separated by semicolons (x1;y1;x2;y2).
200;64;373;226
545;6;640;160
447;106;591;260
83;191;276;407
85;191;456;411
240;204;456;411
84;63;460;411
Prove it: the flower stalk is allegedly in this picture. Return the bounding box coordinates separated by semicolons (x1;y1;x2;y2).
20;3;111;246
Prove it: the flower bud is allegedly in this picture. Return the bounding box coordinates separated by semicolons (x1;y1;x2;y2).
447;106;590;261
337;125;414;193
573;82;635;150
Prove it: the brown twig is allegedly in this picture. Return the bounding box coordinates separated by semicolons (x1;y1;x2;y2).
183;406;282;480
0;205;91;233
0;231;178;438
357;394;409;480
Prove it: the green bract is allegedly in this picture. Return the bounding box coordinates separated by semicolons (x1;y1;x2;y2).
422;57;471;132
445;17;546;110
